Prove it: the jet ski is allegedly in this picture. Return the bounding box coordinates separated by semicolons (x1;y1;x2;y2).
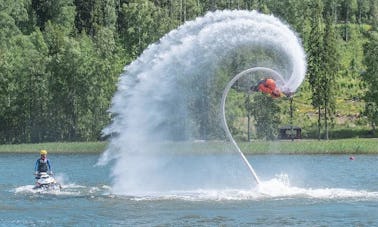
33;172;62;190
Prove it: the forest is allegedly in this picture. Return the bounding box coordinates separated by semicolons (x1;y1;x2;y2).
0;0;377;143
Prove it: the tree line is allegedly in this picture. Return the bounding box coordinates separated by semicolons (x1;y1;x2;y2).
0;0;377;143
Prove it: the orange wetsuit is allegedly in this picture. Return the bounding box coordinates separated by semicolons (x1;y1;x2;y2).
257;78;281;98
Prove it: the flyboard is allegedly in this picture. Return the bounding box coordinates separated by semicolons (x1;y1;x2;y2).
220;67;286;185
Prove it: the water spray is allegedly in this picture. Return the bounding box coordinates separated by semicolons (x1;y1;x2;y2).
221;67;286;185
100;10;306;194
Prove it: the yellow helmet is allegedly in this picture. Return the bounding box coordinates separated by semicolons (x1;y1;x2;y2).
40;149;47;155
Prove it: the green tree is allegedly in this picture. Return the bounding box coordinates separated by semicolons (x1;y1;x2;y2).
118;0;172;59
0;0;27;43
362;32;378;135
24;30;51;142
0;31;50;143
307;0;324;140
44;22;91;140
244;94;253;141
369;0;378;29
357;0;371;23
90;27;123;139
167;0;201;24
32;0;75;32
251;93;281;140
341;0;358;41
225;89;246;139
322;6;340;139
75;0;117;36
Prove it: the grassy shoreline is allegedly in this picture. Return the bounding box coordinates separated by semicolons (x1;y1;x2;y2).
0;138;377;154
0;141;108;153
240;138;378;154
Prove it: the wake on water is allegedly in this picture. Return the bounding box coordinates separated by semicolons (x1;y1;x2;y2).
14;174;112;197
13;173;378;201
14;183;112;197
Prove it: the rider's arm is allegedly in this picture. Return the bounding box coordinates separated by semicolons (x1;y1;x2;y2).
47;159;52;172
34;159;39;172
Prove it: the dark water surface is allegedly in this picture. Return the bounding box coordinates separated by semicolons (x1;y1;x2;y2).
1;153;378;226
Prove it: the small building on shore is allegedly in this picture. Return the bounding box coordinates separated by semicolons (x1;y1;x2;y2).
278;126;302;140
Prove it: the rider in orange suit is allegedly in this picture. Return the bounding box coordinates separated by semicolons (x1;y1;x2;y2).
253;78;282;98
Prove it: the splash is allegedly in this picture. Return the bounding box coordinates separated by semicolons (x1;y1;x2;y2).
13;184;111;196
99;10;306;195
127;174;378;201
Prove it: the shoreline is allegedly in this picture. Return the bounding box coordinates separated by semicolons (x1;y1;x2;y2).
0;142;107;154
0;138;377;154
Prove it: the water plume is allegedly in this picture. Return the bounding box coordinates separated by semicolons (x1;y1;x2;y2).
99;10;306;195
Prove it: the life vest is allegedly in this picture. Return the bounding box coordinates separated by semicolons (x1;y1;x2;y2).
37;158;49;172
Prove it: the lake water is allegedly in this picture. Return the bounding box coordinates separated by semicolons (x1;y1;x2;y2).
1;153;378;226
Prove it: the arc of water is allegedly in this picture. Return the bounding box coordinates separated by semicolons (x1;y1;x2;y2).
220;67;286;185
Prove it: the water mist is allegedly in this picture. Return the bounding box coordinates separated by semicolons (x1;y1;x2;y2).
99;10;306;195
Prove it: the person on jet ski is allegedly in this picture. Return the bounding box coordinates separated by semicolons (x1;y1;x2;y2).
34;149;53;178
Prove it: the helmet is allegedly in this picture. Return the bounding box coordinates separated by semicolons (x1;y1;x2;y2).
40;149;47;155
